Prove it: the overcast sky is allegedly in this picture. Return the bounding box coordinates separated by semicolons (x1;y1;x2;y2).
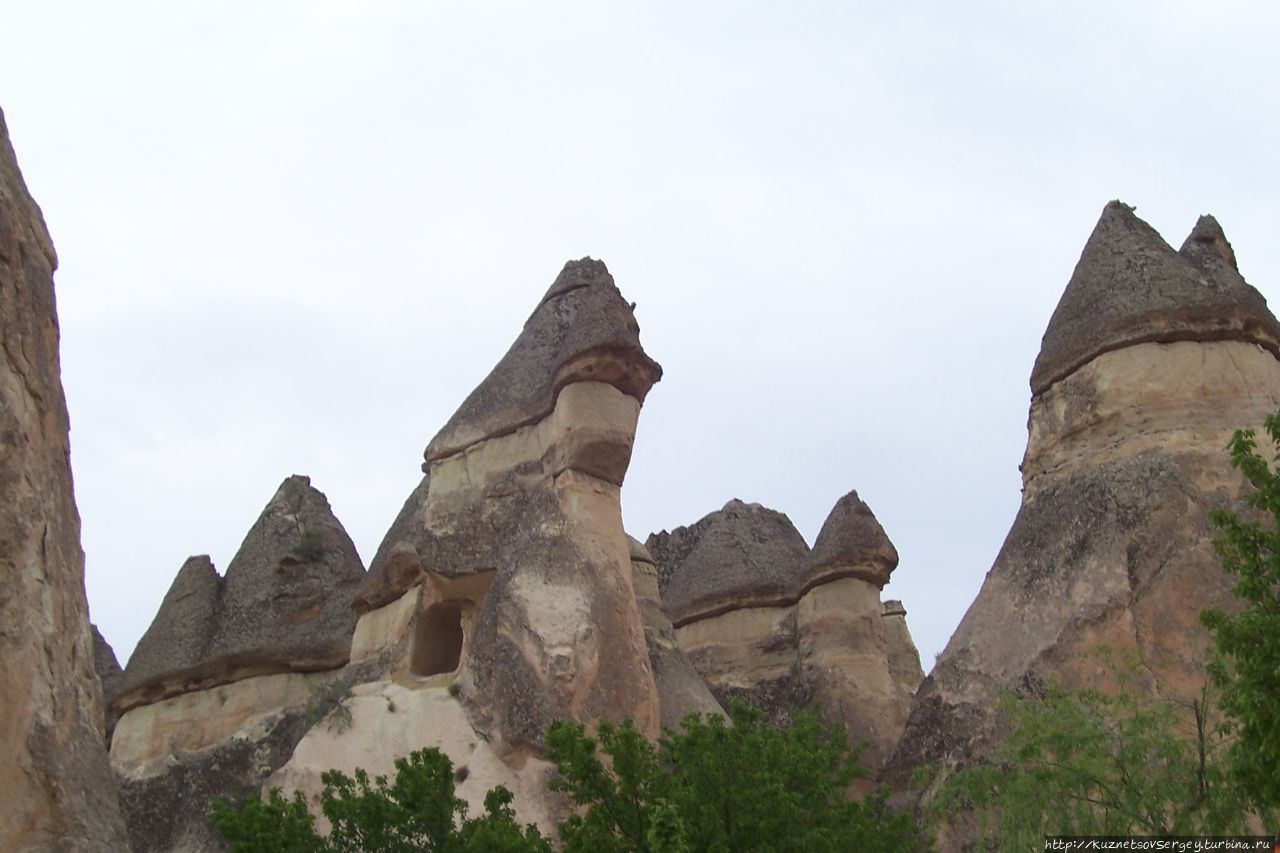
3;2;1277;670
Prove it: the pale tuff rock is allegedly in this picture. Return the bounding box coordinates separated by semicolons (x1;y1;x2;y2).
650;491;923;770
110;475;366;849
116;475;366;714
884;202;1280;792
0;106;130;852
269;683;562;839
880;601;924;699
270;259;665;840
351;257;662;758
627;536;725;729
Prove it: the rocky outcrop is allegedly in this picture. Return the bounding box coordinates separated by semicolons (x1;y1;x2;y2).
650;500;814;726
884;201;1280;791
92;626;125;742
0;107;129;851
269;259;663;834
649;492;923;770
628;536;725;729
115;475;366;718
797;492;922;770
109;475;365;848
350;258;663;750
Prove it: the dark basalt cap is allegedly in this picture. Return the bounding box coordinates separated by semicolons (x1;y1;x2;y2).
424;258;662;464
117;476;366;711
1030;201;1280;395
656;499;810;626
803;490;898;589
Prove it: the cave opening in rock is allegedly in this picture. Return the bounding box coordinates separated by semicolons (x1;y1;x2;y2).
411;601;465;677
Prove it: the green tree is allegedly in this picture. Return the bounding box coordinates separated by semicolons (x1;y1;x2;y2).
925;672;1250;848
1204;411;1280;817
209;748;551;852
545;701;924;853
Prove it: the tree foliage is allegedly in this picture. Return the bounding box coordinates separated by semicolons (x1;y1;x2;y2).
208;748;551;852
925;672;1250;848
545;701;924;853
1204;411;1280;816
210;702;920;852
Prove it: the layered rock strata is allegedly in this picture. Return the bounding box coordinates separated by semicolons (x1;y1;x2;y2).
116;475;365;719
271;259;664;835
628;536;725;729
110;475;366;849
649;492;923;769
885;202;1280;791
0;106;130;851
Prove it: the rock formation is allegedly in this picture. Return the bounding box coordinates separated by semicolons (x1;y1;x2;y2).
269;258;667;835
92;625;125;741
110;475;365;850
0;106;129;851
885;201;1280;790
649;491;923;770
627;536;725;729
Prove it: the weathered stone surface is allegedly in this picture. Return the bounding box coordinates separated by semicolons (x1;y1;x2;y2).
804;489;898;589
885;205;1280;794
652;499;809;626
628;536;724;729
1030;201;1280;395
115;658;381;853
655;494;923;769
269;682;564;838
91;625;125;742
425;258;662;464
881;601;924;700
111;671;327;770
353;259;663;755
117;475;366;712
0;106;129;851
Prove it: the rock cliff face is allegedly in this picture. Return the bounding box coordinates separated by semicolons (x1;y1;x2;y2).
885;201;1280;788
649;491;923;770
0;107;129;851
110;475;365;850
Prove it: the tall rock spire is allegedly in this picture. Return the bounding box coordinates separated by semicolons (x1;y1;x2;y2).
353;257;663;751
885;202;1280;803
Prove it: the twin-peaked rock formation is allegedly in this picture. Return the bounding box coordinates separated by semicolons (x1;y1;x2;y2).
0;108;129;852
649;494;922;770
886;201;1280;790
109;475;366;851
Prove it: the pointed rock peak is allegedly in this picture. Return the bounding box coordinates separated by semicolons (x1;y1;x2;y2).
425;257;662;464
220;474;365;603
91;624;123;681
627;534;655;564
540;257;615;306
1179;214;1238;271
117;479;365;711
1031;200;1280;395
118;554;222;706
805;490;899;588
655;499;810;626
